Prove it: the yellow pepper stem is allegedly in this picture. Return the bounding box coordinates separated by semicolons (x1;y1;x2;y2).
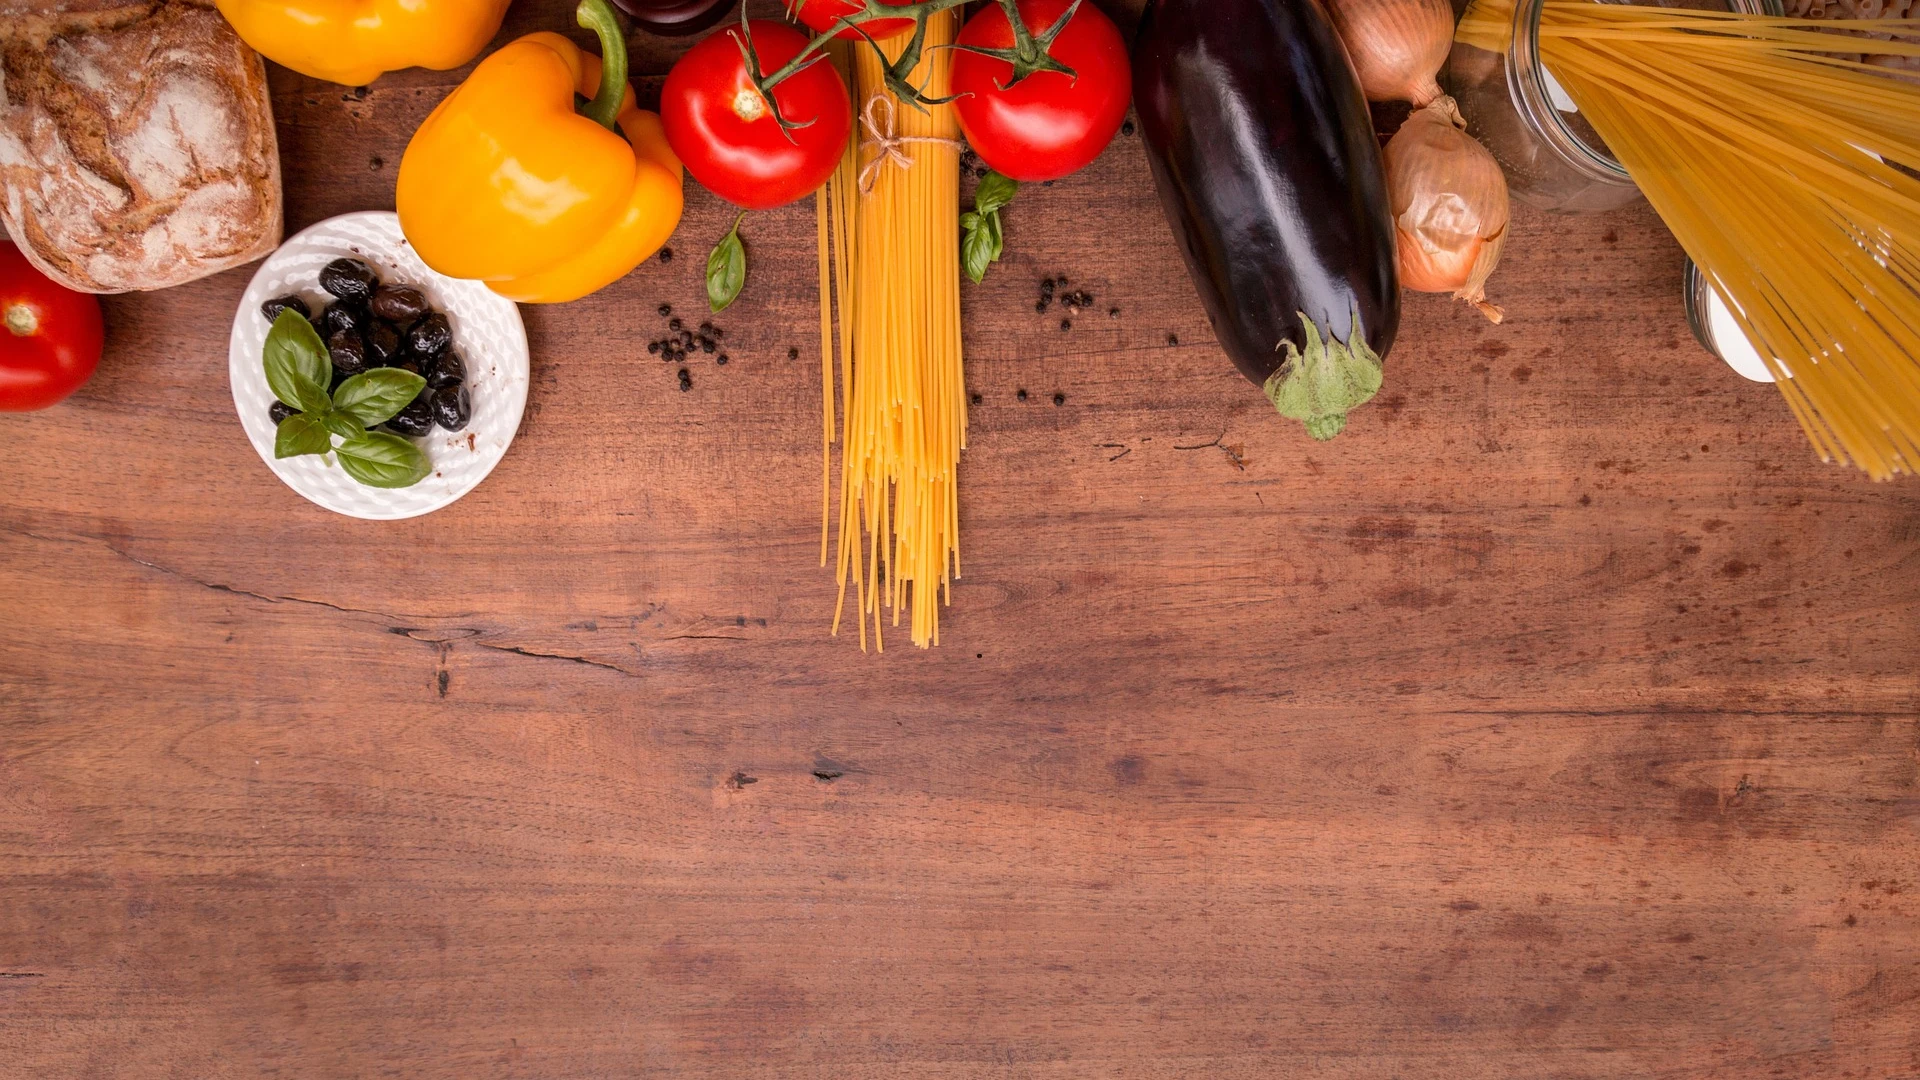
577;0;628;132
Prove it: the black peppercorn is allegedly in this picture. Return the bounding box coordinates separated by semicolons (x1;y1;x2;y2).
716;354;729;366
648;341;661;355
1016;389;1028;401
788;346;800;361
658;303;672;317
669;317;683;331
970;392;982;405
1053;393;1065;406
1121;119;1136;137
1061;319;1072;332
678;367;692;391
659;247;673;263
1167;332;1180;346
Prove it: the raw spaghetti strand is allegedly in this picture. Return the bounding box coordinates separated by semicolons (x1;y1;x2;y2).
1457;2;1920;476
816;12;967;648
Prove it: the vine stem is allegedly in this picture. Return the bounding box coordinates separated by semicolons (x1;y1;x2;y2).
746;0;1079;132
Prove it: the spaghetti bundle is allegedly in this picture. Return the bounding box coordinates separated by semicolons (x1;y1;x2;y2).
816;14;967;648
1458;2;1920;477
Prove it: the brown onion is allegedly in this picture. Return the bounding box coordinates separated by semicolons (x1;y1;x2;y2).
1326;0;1455;106
1386;96;1510;323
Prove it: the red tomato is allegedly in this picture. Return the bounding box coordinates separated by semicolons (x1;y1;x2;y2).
1;243;103;412
951;0;1132;182
663;19;853;210
789;0;916;41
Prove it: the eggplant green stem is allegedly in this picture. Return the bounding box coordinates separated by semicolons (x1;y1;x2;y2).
578;0;629;132
1264;311;1384;441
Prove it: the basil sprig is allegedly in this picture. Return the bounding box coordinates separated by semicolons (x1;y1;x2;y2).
262;310;432;489
707;212;748;313
962;171;1019;285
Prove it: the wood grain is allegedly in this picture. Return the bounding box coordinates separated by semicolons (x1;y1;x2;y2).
2;2;1917;1076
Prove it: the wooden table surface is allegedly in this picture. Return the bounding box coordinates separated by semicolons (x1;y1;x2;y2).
4;2;1919;1076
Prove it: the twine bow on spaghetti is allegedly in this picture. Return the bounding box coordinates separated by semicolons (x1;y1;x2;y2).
857;93;965;194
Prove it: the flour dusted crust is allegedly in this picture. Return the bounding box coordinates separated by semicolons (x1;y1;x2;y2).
0;0;282;293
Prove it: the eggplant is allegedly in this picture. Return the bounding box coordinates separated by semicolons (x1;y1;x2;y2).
1134;0;1400;439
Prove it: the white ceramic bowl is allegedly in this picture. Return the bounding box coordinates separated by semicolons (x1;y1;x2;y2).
228;211;529;520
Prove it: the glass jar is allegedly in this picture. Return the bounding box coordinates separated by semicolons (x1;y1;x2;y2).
1445;0;1780;212
1684;259;1779;383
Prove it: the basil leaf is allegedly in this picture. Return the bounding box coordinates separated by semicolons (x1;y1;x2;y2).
263;309;332;414
274;412;333;459
333;368;426;426
974;171;1019;216
707;212;747;313
335;431;432;489
962;215;998;285
321;409;367;441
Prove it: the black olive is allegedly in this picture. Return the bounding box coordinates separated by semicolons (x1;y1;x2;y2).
431;385;471;431
368;283;429;323
406;312;451;357
384;393;435;437
429;351;466;389
319;301;364;339
261;295;310;323
269;401;295;424
327;329;368;375
365;321;403;364
319;258;378;301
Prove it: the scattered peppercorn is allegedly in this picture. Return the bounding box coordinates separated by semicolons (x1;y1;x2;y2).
659;247;673;262
1016;389;1028;401
1053;393;1065;406
648;341;661;355
716;354;729;366
788;346;800;360
669;317;682;331
1121;119;1136;137
1109;307;1121;319
1167;332;1180;346
1035;301;1049;314
970;392;983;405
1060;318;1072;331
678;368;692;391
659;304;672;317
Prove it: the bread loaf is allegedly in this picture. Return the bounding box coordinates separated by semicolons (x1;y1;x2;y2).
0;0;282;293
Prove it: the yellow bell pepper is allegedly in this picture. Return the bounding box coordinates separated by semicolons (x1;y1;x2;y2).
395;0;684;304
214;0;512;87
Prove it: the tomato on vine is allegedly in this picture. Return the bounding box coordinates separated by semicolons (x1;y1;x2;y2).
662;19;853;210
788;0;917;40
952;0;1132;183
